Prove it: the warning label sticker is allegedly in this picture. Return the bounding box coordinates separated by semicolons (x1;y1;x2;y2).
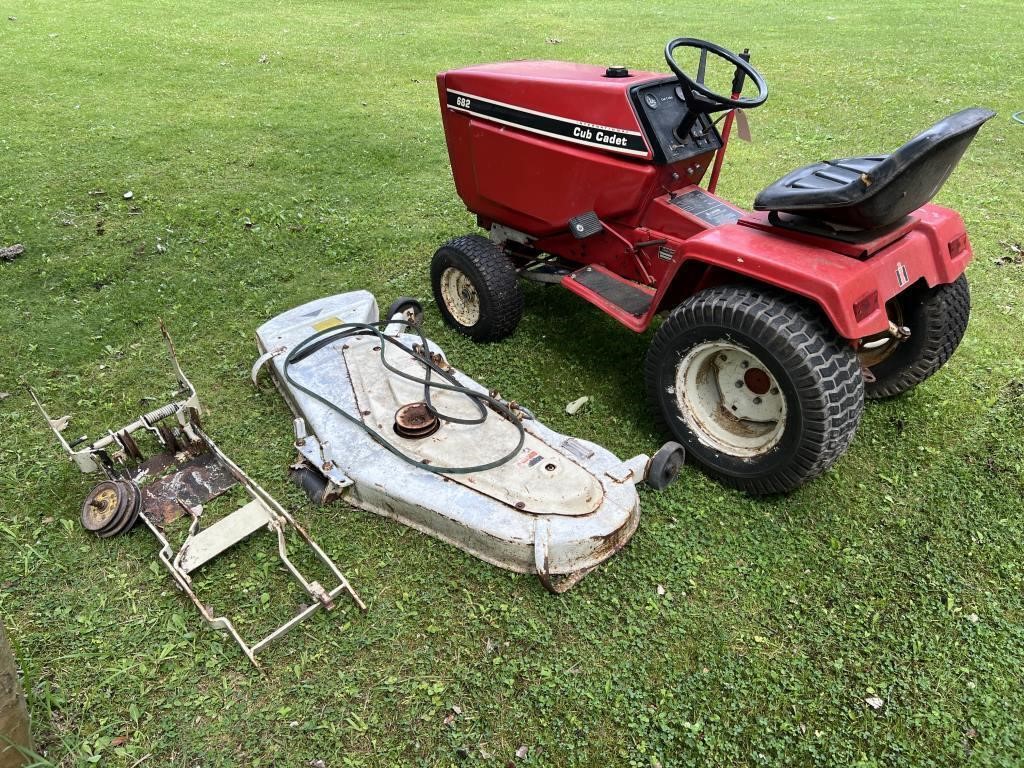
672;189;743;227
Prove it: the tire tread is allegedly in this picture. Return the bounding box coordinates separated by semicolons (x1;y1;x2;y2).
866;275;970;398
645;285;864;494
431;234;524;342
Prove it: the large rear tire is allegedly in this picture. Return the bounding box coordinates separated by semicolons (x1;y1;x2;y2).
860;275;970;399
644;286;864;494
430;235;523;342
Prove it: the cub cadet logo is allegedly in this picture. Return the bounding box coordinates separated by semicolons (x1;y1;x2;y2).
572;125;629;148
895;262;910;287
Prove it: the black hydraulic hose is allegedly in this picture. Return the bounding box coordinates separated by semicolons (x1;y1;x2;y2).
282;320;525;474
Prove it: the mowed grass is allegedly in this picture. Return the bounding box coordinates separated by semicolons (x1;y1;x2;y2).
1;0;1023;765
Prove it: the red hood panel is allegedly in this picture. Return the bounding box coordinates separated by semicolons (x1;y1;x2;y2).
441;61;666;159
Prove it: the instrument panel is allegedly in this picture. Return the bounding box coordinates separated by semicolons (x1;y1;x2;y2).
630;78;722;164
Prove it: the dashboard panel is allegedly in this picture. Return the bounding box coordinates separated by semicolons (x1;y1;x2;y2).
630;77;722;164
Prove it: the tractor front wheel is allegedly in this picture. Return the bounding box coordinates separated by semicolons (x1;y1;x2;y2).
645;286;864;494
431;234;523;342
859;275;970;399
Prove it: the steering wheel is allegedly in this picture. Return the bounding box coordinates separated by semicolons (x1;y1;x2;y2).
664;38;768;113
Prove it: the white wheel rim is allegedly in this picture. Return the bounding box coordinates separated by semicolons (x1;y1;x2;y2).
673;341;787;457
440;267;480;327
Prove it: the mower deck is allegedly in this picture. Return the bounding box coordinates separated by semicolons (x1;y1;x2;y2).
253;291;662;592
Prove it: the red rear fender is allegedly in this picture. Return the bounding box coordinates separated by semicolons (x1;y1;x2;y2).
669;204;972;339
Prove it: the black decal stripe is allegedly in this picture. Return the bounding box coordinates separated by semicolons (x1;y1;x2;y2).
447;89;649;157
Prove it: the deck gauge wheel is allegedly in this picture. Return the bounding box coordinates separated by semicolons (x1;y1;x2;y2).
646;442;686;490
384;296;425;327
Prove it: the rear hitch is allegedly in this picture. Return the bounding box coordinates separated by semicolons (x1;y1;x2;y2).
889;321;912;340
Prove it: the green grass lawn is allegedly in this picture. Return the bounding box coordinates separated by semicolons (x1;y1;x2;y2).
2;1;1023;765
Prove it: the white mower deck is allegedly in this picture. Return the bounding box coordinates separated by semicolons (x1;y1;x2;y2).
254;291;675;592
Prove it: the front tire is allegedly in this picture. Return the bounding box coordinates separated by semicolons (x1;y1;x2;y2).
644;286;864;494
431;234;523;342
860;275;970;399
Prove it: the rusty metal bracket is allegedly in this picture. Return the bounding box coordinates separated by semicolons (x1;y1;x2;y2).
31;323;364;669
533;519;597;594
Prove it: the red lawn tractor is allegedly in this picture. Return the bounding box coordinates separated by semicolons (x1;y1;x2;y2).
430;38;994;494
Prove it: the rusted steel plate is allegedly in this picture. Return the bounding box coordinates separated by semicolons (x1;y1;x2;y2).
140;451;236;526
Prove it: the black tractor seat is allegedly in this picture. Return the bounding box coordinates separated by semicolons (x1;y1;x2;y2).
753;107;995;229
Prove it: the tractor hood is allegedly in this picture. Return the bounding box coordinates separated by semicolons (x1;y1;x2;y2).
439;61;668;160
437;59;724;235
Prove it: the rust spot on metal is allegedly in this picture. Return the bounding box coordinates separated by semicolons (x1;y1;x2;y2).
393;402;440;439
140;451;237;526
743;367;771;395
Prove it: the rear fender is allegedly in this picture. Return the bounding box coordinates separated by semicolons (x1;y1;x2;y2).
669;225;899;339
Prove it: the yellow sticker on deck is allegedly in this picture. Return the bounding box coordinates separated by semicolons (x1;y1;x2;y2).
312;316;343;332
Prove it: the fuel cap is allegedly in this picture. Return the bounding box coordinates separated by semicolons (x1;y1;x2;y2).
604;66;630;78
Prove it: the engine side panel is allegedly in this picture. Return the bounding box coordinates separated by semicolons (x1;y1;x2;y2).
437;62;717;236
466;121;657;233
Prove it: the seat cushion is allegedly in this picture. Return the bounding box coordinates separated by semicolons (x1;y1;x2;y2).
752;107;995;229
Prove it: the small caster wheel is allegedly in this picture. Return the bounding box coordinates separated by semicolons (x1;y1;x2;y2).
289;464;330;506
645;442;686;490
384;296;424;327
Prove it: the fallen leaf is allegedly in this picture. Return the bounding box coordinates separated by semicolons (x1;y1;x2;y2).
565;395;590;415
0;392;9;400
865;695;884;710
308;760;327;768
515;745;529;760
110;735;129;747
452;705;462;715
656;584;666;596
123;191;133;200
48;415;70;432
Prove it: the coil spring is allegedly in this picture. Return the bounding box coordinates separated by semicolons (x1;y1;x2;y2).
142;402;178;426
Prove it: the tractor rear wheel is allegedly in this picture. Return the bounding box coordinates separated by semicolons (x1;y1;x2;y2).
645;285;864;494
431;234;523;342
860;275;970;399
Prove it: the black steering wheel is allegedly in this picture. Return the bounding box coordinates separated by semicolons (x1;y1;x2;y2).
664;38;768;114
